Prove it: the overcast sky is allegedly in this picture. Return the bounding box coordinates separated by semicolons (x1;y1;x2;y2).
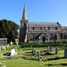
0;0;67;26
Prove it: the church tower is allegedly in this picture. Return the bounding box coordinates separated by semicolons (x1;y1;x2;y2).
19;3;28;44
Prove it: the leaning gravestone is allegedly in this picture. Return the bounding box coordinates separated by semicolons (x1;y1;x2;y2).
64;48;67;58
11;48;16;56
55;47;58;54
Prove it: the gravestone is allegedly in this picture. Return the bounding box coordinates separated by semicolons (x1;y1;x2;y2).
34;50;37;56
38;52;42;62
0;46;1;53
32;48;34;53
10;41;13;45
64;48;67;58
15;39;19;45
55;47;58;54
7;44;9;48
0;38;7;50
32;48;37;56
11;48;16;56
2;46;6;50
48;46;51;52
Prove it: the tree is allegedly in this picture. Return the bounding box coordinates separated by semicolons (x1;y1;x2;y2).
0;19;19;43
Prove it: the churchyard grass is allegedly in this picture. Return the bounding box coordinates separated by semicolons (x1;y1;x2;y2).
0;44;67;67
5;58;67;67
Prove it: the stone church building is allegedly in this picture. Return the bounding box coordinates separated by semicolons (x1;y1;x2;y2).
19;5;67;43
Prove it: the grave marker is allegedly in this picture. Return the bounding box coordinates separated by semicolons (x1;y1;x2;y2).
64;48;67;58
55;47;58;54
11;48;16;56
38;52;42;62
48;46;51;52
0;46;1;53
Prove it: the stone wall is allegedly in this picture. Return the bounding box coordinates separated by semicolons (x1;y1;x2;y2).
0;38;7;49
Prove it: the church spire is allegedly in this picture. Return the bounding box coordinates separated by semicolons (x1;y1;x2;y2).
22;2;27;20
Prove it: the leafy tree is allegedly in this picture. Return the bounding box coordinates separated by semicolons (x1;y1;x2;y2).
0;19;19;43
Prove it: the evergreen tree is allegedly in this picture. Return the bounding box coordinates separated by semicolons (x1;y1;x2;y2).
0;19;19;43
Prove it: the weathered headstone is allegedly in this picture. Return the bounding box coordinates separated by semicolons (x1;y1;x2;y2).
64;48;67;58
48;46;51;52
2;46;7;50
11;48;16;56
10;41;13;45
7;44;9;48
32;48;37;56
32;48;34;54
38;52;42;62
0;38;7;50
15;39;19;45
55;47;58;54
32;48;35;55
34;50;37;56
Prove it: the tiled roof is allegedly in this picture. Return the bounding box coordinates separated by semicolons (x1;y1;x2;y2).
28;22;61;27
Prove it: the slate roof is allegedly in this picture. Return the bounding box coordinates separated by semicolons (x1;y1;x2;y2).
28;22;61;27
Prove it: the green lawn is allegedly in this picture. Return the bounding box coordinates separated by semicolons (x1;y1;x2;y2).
0;45;67;67
5;58;67;67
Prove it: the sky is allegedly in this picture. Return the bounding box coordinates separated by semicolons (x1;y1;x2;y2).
0;0;67;26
